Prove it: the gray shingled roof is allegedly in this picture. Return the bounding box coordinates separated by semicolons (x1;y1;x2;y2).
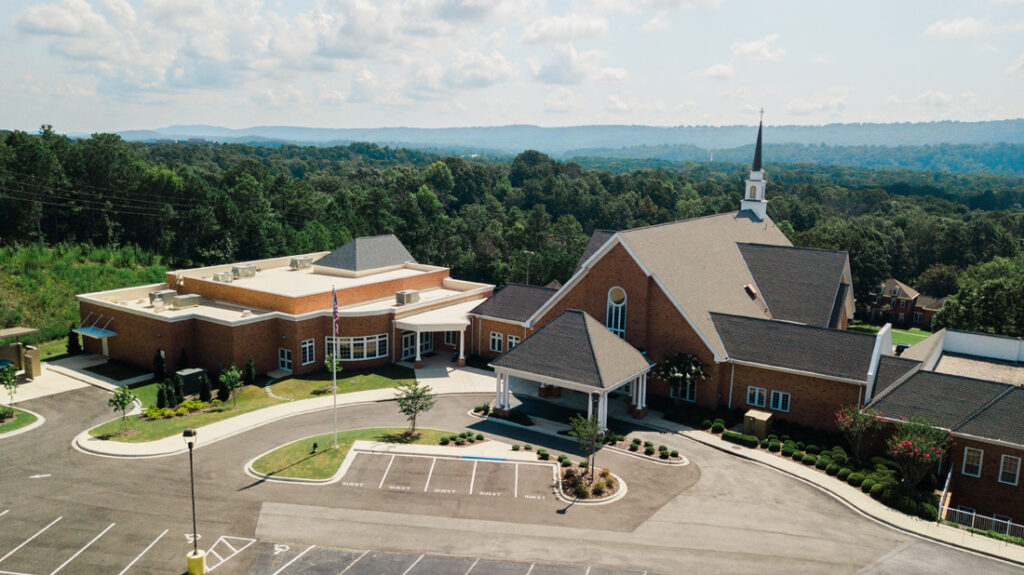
711;313;877;381
469;284;557;323
313;235;415;271
879;278;919;300
956;387;1024;446
575;229;616;272
916;294;947;310
867;371;1011;431
491;310;650;390
873;356;921;396
737;243;848;327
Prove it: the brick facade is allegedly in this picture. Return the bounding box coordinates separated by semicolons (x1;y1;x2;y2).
946;437;1024;521
727;363;863;432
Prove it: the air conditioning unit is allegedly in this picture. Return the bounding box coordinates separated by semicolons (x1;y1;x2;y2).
232;264;256;278
171;294;202;309
149;289;177;306
213;271;233;283
396;290;420;306
290;256;313;269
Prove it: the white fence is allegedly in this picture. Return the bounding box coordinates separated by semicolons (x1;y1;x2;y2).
944;507;1024;540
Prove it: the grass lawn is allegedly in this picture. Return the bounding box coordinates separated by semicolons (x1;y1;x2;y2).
251;427;452;480
127;380;161;408
85;359;150;381
0;407;38;435
269;364;415;400
848;325;932;346
37;339;70;362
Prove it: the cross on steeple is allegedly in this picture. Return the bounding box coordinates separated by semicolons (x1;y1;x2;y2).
759;108;765;122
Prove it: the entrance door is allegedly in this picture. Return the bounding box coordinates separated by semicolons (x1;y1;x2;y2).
402;332;417;360
420;332;433;355
278;348;293;371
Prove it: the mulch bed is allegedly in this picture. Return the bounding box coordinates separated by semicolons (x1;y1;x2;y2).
560;464;620;500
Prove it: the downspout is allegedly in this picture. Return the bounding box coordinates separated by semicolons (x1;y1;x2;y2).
727;363;734;410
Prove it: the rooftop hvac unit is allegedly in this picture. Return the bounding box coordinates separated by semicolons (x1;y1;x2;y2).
213;271;233;283
232;264;256;278
171;294;202;309
396;290;420;306
149;289;178;306
290;256;313;270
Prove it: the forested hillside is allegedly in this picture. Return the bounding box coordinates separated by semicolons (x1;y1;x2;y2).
1;128;1022;338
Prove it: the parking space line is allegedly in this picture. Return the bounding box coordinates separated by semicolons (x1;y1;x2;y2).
463;558;479;575
269;544;315;575
0;510;7;519
400;554;424;575
424;458;437;492
468;460;478;494
221;538;237;554
338;550;368;574
525;563;534;575
0;515;62;564
118;528;168;575
208;549;224;562
378;455;396;489
0;568;34;575
51;522;115;574
515;464;519;498
584;567;591;575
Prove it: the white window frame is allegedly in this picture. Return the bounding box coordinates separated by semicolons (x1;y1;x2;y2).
326;334;389;362
278;347;293;371
300;339;315;366
898;312;905;324
746;386;766;408
444;331;458;346
891;287;898;297
962;447;984;478
912;312;923;323
898;299;906;309
606;286;627;339
670;380;697;402
770;390;791;412
507;335;520;350
490;332;503;353
999;455;1021;486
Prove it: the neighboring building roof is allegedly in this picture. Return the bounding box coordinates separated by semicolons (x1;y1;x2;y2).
313;234;415;272
916;294;947;311
544;280;562;289
867;371;1011;432
873;356;921;396
956;387;1024;447
737;243;849;327
491;310;650;390
575;229;616;272
469;284;557;323
711;312;877;381
878;278;919;300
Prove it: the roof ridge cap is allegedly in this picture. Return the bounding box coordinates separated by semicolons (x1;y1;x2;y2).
711;311;877;339
952;384;1017;432
579;312;606;390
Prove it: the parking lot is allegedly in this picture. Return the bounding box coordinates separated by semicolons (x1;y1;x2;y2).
341;452;557;501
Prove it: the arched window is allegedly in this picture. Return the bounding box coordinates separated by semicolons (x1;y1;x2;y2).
606;286;627;338
748;185;757;199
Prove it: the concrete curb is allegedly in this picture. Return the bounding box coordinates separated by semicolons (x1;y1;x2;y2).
552;470;628;507
605;444;689;466
0;407;46;439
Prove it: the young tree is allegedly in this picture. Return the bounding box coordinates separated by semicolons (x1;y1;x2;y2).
198;373;212;403
324;352;342;375
66;324;82;355
108;386;137;431
244;357;256;388
655;352;706;404
173;375;185;405
887;416;951;490
569;412;603;484
219;365;242;407
156;384;168;409
394;380;436;434
1;364;18;417
153;349;166;381
835;406;886;463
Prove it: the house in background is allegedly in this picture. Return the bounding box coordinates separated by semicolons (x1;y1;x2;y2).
864;278;947;329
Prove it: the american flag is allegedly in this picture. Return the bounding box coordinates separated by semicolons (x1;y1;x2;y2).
332;287;339;336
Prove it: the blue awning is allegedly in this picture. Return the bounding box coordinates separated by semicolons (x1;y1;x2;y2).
74;326;117;339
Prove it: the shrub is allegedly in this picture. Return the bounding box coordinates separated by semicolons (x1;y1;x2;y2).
644;440;654;448
511;444;520;451
759;439;769;449
660;452;670;459
440;438;449;445
711;422;725;434
783;440;796;448
592;483;605;497
700;419;712;429
600;467;610;478
658;444;668;452
818;450;832;460
722;431;760;448
917;503;938;521
670;450;679;458
831;453;848;466
142;406;162;419
524;444;532;451
174;407;189;417
537;449;549;460
767;434;779;442
796;441;805;450
576;484;590;499
449;435;459;441
645;446;655;456
632;437;642;445
210;399;222;406
768;441;781;452
579;459;589;468
815;457;831;470
837;468;852;481
466;436;476;443
475;433;484;441
870;456;899;471
781;446;795;457
792;450;805;461
801;454;817;466
826;463;841;476
561;459;572;467
870;482;887;500
861;478;876;493
460;431;471;438
455;439;465;446
629;444;639;452
805;444;820;455
847;473;866;487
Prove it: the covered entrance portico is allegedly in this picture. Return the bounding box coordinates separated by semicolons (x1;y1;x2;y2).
394;298;483;368
490;309;652;430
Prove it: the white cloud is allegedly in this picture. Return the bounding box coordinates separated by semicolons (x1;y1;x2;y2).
348;68;378;102
544;87;577;112
99;0;137;26
57;82;97;98
786;94;847;115
444;50;516;88
1006;53;1024;75
533;44;628;84
924;17;986;38
252;84;303;107
521;14;609;43
691;63;733;80
606;94;631;113
731;33;785;62
811;55;835;64
16;0;114;37
976;43;999;54
641;13;671;32
913;89;954;107
590;0;721;13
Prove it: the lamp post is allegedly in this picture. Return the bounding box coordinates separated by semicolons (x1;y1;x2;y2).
522;250;535;285
183;428;205;574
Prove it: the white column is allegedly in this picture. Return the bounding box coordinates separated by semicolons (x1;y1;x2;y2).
598;392;608;430
495;373;503;408
503;376;510;408
587;393;593;421
641;373;647;408
415;330;421;363
459;329;465;360
631;378;639;407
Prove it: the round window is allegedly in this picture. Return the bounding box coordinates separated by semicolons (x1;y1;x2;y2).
609;287;626;305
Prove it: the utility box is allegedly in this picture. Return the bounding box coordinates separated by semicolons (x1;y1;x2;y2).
213;271;233;283
149;289;177;306
171;294;202;309
395;290;420;305
175;367;206;396
22;346;41;379
289;256;313;269
232;264;256;278
743;409;773;440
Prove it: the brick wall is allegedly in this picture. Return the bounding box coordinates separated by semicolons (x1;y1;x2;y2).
79;301;196;375
947;437;1024;521
470;317;532;360
728;363;863;432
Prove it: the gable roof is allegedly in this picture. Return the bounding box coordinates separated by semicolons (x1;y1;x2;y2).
491;310;650;390
956;387;1024;447
313;235;415;272
575;229;616;272
469;284;557;323
711;312;877;382
737;243;848;327
867;371;1011;431
879;278;919;300
873;356;921;396
916;294;947;310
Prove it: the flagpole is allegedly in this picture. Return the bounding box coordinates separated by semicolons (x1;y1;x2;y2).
333;285;338;448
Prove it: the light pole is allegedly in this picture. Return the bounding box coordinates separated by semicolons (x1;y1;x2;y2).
522;250;535;285
183;428;205;574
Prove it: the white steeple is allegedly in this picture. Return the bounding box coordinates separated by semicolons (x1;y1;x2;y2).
741;109;768;221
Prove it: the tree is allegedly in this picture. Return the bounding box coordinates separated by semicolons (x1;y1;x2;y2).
655;353;706;403
569;412;603;484
394;380;436;434
108;386;137;431
198;373;212;402
325;352;342;375
153;350;165;381
934;254;1024;337
173;375;185;405
219;365;242;407
244;357;256;388
156;383;168;409
916;263;959;297
886;416;951;490
835;406;886;464
1;364;17;416
66;324;81;355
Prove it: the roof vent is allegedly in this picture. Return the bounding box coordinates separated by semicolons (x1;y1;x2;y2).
744;284;758;298
171;294;202;309
232;264;256;279
213;271;233;283
240;309;252;318
149;289;177;306
396;290;420;306
290;256;313;270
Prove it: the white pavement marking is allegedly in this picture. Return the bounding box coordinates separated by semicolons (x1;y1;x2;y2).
378;455;396;489
400;554;424;575
525;563;535;575
29;474;51;479
118;528;168;575
0;568;35;575
515;464;519;498
423;458;436;492
0;510;7;518
468;460;478;494
269;544;315;575
338;550;368;574
205;536;256;572
584;567;591;575
463;558;479;575
51;522;116;574
0;516;62;564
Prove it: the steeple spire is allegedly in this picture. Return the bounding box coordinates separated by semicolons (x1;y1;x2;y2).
752;108;764;172
740;109;768;221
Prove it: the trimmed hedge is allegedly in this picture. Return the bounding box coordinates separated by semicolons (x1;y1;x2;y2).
826;463;841;476
711;422;725;434
791;450;805;461
722;431;760;448
861;478;877;493
768;441;781;452
781;446;795;457
801;454;817;466
837;468;852;481
847;473;866;487
815;457;831;470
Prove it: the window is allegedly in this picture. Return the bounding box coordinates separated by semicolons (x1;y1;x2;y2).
746;386;766;408
325;334;388;361
770;391;791;412
898;299;906;309
748;185;756;199
444;331;458;346
490;332;503;353
670;380;697;402
300;339;315;365
913;312;923;324
606;286;627;338
898;313;905;324
962;447;984;477
993;515;1014;535
507;335;520;350
1000;455;1021;486
891;287;898;297
874;294;881;305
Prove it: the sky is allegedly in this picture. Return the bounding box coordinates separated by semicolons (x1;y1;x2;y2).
1;0;1022;133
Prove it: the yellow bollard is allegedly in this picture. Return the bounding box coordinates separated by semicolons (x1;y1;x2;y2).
187;550;207;574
